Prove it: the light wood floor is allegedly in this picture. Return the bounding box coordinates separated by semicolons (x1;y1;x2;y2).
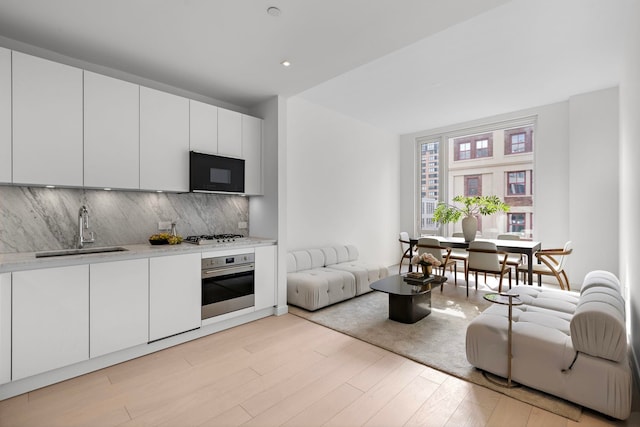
0;312;637;427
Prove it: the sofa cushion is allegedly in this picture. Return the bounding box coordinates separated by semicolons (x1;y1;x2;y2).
570;285;627;363
286;269;356;311
321;245;353;265
581;270;622;295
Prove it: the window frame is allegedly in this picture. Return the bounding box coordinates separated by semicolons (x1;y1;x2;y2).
415;116;536;237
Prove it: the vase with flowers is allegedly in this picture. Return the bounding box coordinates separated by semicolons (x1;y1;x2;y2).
433;195;510;242
411;252;441;277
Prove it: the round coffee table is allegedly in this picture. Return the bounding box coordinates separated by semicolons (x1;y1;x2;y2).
370;274;447;323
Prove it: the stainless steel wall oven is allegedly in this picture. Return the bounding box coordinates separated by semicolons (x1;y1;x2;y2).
201;253;255;319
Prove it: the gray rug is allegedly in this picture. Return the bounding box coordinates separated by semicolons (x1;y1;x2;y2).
289;282;582;421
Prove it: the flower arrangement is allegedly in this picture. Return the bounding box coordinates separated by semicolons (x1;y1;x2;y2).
411;252;441;267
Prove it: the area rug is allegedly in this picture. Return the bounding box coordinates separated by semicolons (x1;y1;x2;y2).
288;282;583;421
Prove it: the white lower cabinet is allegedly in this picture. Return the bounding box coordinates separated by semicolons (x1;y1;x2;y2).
90;259;149;358
12;265;89;381
0;273;11;384
149;253;201;341
254;245;276;311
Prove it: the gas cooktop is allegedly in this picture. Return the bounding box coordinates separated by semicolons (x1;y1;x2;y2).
184;234;247;245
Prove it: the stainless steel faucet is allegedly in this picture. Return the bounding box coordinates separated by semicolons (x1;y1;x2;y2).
78;205;96;249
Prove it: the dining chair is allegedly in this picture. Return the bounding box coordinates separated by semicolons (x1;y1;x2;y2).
398;232;414;274
449;232;469;275
416;237;457;287
497;233;524;279
466;241;511;296
516;241;573;290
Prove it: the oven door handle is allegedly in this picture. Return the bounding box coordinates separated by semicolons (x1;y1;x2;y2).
202;263;255;278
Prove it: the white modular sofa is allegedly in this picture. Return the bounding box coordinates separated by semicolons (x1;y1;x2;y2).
287;245;389;311
466;270;631;420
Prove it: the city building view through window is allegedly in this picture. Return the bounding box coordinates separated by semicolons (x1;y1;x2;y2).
418;120;535;239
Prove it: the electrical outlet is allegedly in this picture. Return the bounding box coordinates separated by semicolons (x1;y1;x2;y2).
238;221;248;229
158;221;172;231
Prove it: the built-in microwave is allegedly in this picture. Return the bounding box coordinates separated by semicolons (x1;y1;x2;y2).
189;151;245;194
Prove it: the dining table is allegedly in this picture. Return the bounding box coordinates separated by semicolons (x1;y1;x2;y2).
409;236;542;285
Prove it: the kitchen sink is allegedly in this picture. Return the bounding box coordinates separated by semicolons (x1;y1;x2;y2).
35;246;129;258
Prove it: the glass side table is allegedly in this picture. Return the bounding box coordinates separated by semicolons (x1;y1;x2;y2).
483;292;523;388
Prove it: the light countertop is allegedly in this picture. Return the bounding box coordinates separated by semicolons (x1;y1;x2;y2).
0;238;277;273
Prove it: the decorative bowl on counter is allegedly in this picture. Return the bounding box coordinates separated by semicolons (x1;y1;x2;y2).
148;233;183;245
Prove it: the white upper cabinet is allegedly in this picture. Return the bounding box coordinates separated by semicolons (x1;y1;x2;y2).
217;108;242;158
12;51;83;187
140;86;190;192
189;100;218;154
0;47;10;184
242;115;263;195
84;71;140;189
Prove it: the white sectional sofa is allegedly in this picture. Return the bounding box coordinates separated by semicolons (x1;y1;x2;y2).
287;245;389;311
466;270;632;420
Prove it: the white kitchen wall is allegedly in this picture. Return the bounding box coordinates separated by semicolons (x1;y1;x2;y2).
620;0;640;385
400;87;619;289
286;96;400;268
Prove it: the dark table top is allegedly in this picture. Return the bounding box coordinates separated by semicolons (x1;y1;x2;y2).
370;274;447;296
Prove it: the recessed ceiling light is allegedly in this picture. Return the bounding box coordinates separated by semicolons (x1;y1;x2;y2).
281;60;291;67
267;7;281;17
103;188;111;191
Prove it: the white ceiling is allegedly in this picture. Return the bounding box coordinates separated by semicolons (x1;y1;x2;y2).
0;0;628;135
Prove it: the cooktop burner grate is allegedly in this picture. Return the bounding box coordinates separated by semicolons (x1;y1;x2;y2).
184;234;246;244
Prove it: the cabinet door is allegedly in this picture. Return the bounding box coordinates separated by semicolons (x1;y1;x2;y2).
12;265;89;380
12;51;83;187
0;47;10;184
140;86;190;192
189;99;218;154
254;245;276;311
0;273;10;384
242;115;263;195
90;259;149;358
149;253;201;341
217;108;242;158
84;71;140;189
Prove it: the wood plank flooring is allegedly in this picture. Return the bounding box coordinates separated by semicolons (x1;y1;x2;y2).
0;312;637;427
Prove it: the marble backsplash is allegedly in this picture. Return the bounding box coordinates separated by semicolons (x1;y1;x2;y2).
0;186;249;253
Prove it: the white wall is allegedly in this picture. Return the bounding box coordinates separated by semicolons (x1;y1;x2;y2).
569;88;619;277
286;96;400;267
400;87;619;289
620;0;640;382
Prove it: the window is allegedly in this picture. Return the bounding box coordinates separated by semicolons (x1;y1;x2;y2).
417;140;440;233
454;133;493;160
511;133;526;153
505;126;533;154
508;213;526;233
417;118;535;237
507;171;526;195
465;175;481;196
459;142;471;160
476;139;489;158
